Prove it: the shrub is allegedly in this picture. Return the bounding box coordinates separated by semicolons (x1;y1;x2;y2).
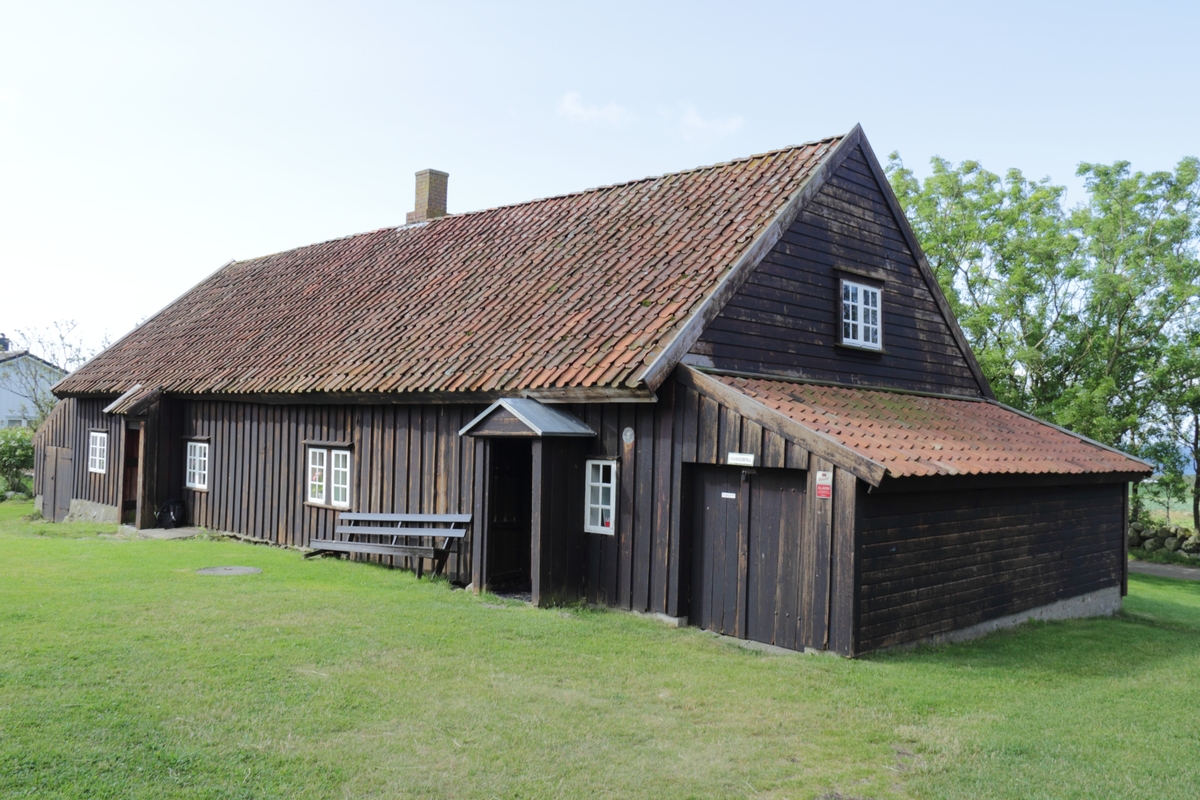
0;426;35;494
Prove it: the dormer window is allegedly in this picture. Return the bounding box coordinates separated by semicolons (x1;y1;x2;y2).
840;279;881;350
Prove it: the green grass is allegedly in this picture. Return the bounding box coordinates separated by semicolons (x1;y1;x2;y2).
1130;546;1200;568
2;500;1199;799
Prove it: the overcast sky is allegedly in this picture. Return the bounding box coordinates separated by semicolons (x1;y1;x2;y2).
1;0;1196;355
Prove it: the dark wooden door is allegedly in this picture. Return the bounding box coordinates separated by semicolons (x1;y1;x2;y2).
121;428;140;525
44;446;74;523
746;470;805;649
487;439;533;591
692;467;806;646
691;466;744;636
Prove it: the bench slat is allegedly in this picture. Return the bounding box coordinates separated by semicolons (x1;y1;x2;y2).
308;539;452;559
338;513;472;524
334;525;466;538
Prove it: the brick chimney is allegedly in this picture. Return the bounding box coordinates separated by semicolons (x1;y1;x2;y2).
406;169;448;223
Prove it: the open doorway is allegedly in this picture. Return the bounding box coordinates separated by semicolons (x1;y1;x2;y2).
486;439;533;594
121;425;141;525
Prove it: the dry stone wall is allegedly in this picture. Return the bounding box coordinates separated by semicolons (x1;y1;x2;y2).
1129;521;1200;558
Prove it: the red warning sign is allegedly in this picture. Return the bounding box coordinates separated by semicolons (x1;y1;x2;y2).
815;470;833;499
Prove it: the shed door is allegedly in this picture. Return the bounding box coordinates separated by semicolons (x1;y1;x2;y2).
43;446;74;523
692;467;744;636
692;466;805;647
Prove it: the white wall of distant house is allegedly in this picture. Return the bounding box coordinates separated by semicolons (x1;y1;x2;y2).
0;355;65;426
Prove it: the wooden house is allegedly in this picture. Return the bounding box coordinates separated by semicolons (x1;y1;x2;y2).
35;126;1151;655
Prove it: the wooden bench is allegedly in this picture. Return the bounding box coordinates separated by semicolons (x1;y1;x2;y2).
306;513;471;577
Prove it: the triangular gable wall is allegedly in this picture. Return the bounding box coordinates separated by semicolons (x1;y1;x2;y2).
688;137;991;399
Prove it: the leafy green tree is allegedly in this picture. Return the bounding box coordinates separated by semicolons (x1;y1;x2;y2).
886;156;1080;414
0;426;35;494
887;155;1200;464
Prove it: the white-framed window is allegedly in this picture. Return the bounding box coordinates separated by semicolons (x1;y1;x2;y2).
307;447;350;508
88;431;108;474
185;441;209;490
584;459;617;534
841;279;881;350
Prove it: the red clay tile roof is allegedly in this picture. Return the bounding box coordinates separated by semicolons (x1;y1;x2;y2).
57;137;843;398
714;375;1151;478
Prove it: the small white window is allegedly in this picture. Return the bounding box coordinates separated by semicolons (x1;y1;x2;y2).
88;431;108;474
841;279;881;350
307;447;350;508
584;459;617;534
185;441;209;490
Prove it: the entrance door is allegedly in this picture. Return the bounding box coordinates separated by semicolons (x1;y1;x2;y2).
121;427;141;525
692;466;806;647
486;439;533;592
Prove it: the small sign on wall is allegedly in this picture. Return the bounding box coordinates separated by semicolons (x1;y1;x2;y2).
816;470;833;499
727;452;755;466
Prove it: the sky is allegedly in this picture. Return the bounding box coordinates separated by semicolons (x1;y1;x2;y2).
1;0;1197;355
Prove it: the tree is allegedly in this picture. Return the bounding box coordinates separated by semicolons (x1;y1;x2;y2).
1156;323;1200;530
887;155;1200;463
0;321;105;428
885;155;1080;415
0;426;34;494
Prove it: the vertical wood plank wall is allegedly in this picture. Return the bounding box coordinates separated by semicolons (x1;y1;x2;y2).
37;386;831;635
33;397;123;510
693;144;983;397
575;381;813;619
179;401;485;584
857;482;1126;652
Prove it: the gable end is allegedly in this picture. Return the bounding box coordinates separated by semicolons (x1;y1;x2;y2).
689;136;992;398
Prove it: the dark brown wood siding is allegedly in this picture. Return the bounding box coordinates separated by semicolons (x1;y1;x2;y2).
178;401;484;584
857;482;1125;652
33;397;123;510
692;144;984;397
573;381;817;621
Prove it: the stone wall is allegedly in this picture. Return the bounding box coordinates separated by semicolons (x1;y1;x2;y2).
1129;522;1200;558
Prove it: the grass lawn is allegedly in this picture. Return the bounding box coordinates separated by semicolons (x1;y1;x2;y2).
1;501;1198;799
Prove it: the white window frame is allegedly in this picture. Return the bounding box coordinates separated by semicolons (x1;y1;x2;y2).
584;459;618;535
307;447;351;508
185;441;209;490
88;431;108;474
840;278;882;350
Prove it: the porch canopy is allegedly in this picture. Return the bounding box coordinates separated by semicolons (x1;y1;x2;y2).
458;398;595;438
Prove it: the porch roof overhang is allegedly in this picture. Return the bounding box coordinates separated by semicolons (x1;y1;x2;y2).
102;384;162;417
459;398;596;438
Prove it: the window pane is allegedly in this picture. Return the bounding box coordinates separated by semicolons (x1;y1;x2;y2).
600;508;611;528
308;449;326;502
602;464;611;483
850;286;857;303
590;486;600;504
589;507;599;527
590;463;600;483
331;450;350;507
601;486;611;505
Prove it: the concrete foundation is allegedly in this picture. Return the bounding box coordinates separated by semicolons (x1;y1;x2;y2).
33;494;43;516
888;585;1123;652
65;498;119;524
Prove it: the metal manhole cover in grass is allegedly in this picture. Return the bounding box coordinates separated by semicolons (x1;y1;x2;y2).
196;566;262;576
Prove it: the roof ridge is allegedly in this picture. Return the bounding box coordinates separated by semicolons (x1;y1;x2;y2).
233;133;848;264
431;133;847;221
